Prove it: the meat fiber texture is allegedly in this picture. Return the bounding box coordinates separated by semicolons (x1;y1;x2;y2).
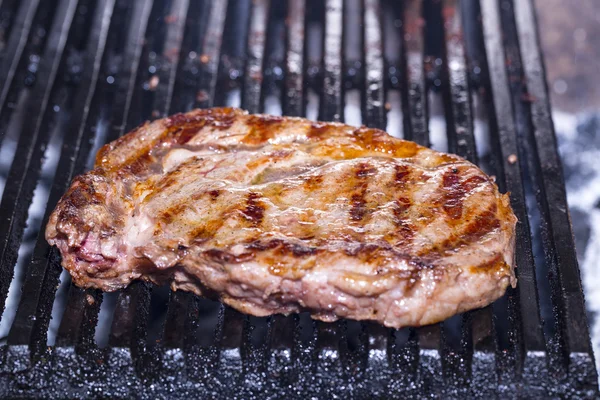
46;107;517;328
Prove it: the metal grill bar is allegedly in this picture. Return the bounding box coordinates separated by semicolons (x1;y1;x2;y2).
238;0;273;379
480;0;545;375
514;0;593;359
193;0;228;110
240;0;269;113
442;0;476;161
104;0;153;144
279;0;308;383
312;0;348;375
282;0;306;117
51;0;139;352
56;287;103;348
162;0;228;348
439;0;477;387
400;0;428;146
102;0;155;352
319;0;344;122
0;0;40;135
162;291;191;348
152;0;189;118
40;0;118;349
360;0;390;372
362;0;386;130
2;0;80;349
109;0;188;354
401;0;445;390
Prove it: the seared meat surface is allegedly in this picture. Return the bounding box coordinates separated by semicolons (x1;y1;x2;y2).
46;107;517;328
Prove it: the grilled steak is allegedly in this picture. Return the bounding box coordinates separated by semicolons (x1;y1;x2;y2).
46;107;517;328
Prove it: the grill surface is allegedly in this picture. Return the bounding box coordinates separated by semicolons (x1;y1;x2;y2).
0;0;597;398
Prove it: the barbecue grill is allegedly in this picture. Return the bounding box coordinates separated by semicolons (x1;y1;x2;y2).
0;0;596;398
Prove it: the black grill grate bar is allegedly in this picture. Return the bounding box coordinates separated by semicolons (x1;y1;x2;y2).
400;0;428;147
496;0;567;373
109;0;187;354
56;286;103;349
152;0;189;118
361;0;390;370
104;0;153;145
193;0;228;110
0;0;40;133
1;0;80;347
319;0;344;122
312;0;348;372
162;291;192;349
400;0;444;384
461;1;509;362
441;0;477;162
0;0;18;46
219;306;245;350
108;281;151;350
514;0;594;360
282;0;306;117
51;0;138;352
362;0;386;131
438;0;477;385
16;0;117;350
102;1;155;352
166;0;205;114
238;0;274;372
479;0;545;369
161;0;227;348
277;0;307;377
240;0;269;114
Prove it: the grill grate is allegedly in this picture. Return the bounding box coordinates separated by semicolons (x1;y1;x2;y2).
0;0;597;398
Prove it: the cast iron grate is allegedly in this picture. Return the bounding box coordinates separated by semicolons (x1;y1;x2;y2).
0;0;596;398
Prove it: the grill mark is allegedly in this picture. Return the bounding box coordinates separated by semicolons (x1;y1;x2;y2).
174;124;205;144
394;164;410;186
209;190;221;200
420;203;501;256
462;204;500;242
441;169;463;219
188;215;228;242
165;109;239;144
350;193;367;221
159;202;188;224
469;254;508;273
241;192;265;226
356;162;377;178
205;248;255;263
59;179;105;232
246;239;318;257
303;173;324;190
95;123;148;169
392;197;414;246
349;163;376;222
241;115;284;145
440;169;488;220
124;152;156;175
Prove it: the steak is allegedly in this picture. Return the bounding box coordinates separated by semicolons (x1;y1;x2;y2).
46;107;517;328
